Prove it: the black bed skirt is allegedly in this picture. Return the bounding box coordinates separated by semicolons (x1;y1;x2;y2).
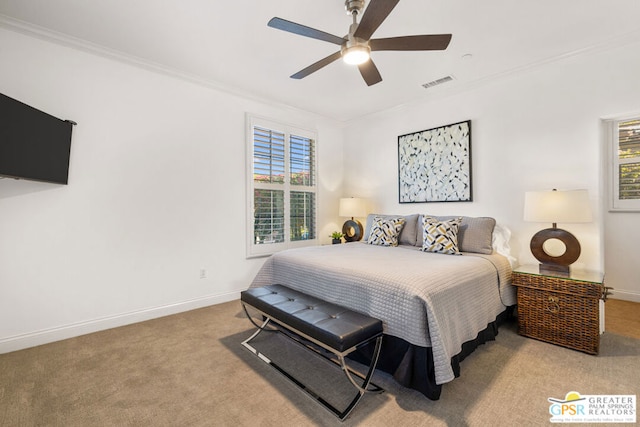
349;306;515;400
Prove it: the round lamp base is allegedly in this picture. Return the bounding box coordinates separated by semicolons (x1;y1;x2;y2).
342;219;363;242
530;227;581;275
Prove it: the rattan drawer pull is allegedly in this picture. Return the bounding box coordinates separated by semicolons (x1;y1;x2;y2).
546;296;560;313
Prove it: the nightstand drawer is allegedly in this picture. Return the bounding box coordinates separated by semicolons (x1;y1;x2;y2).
512;273;604;298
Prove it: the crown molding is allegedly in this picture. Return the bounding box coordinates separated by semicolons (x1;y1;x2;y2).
0;14;345;126
2;13;639;127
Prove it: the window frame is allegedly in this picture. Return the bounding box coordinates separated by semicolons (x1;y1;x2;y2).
246;114;318;258
606;115;640;212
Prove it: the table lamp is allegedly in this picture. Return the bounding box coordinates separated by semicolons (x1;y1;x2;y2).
524;189;592;275
339;197;366;242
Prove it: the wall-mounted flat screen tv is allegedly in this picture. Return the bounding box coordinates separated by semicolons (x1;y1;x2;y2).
0;93;75;185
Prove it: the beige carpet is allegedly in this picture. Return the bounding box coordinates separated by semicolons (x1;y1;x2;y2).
1;300;638;426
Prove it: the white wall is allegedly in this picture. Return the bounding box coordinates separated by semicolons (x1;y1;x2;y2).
602;116;640;302
2;27;638;354
343;39;640;300
604;212;640;302
0;28;345;352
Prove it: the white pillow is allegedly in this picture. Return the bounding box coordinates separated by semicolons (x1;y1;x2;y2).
492;223;517;267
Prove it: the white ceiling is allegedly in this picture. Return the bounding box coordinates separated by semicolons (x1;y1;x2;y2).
1;0;640;123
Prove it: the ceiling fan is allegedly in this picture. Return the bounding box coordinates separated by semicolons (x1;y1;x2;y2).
268;0;452;86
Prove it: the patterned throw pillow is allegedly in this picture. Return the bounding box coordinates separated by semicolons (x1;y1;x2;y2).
367;216;406;246
421;216;462;255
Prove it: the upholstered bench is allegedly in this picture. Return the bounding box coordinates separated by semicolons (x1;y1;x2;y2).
240;284;384;421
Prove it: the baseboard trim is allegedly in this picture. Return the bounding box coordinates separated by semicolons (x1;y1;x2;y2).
607;289;640;303
0;291;241;354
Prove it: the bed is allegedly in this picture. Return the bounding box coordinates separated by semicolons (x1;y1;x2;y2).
249;213;517;400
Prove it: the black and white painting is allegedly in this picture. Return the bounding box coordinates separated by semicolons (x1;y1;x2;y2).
398;120;472;203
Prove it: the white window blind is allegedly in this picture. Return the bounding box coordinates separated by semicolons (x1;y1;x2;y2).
247;116;317;257
608;117;640;211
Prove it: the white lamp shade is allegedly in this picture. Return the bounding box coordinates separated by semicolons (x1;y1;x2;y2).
524;189;592;224
339;198;366;218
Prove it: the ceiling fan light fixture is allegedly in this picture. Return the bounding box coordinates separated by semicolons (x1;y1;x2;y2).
268;0;452;85
342;44;370;65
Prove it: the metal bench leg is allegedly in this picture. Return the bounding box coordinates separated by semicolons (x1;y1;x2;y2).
241;302;276;332
240;303;384;421
241;303;279;364
334;336;383;420
339;335;383;394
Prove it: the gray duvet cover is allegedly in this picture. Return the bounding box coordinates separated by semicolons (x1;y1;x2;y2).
250;242;516;385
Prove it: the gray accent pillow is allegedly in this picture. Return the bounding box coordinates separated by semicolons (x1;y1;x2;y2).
364;213;419;246
416;215;496;254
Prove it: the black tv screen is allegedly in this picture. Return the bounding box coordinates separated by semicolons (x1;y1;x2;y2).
0;93;74;185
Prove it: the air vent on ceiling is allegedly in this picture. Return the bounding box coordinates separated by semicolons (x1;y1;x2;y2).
421;75;454;89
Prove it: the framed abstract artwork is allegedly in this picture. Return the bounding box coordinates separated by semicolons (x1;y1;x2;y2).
398;120;472;203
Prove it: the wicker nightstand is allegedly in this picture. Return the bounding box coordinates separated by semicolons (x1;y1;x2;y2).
512;265;607;355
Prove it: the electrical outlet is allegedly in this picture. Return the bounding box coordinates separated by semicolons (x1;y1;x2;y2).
199;269;207;279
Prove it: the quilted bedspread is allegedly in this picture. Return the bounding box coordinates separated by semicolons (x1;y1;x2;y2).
250;242;516;385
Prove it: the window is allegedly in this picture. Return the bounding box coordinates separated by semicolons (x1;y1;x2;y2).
608;117;640;211
247;115;317;257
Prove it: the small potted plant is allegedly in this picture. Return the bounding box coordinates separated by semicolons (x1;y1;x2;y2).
330;231;344;244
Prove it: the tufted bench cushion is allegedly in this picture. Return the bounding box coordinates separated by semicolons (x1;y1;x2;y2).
241;284;383;353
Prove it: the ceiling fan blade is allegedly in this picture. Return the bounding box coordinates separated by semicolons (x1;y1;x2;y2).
358;59;383;86
370;34;452;51
353;0;400;41
268;17;345;45
290;51;343;79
